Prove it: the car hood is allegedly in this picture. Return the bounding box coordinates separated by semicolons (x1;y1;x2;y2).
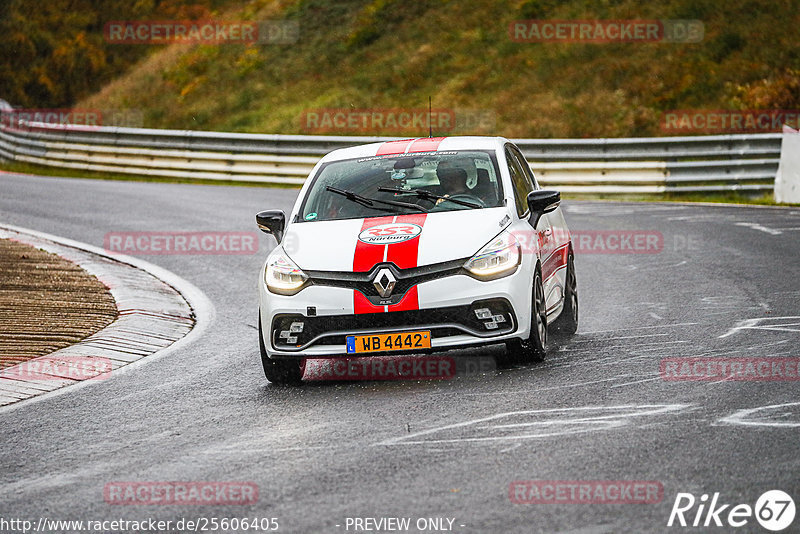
283;207;511;272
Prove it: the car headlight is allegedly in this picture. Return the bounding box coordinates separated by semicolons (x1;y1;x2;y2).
265;248;308;295
464;230;521;280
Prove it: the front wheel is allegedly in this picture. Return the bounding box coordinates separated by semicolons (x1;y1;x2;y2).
259;315;305;385
504;268;547;363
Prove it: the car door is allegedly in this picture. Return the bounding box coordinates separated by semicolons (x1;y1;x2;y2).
505;144;562;315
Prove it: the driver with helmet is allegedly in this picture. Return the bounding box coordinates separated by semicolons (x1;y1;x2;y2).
435;159;477;205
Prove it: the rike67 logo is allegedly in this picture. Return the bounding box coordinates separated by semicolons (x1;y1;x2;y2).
668;490;795;531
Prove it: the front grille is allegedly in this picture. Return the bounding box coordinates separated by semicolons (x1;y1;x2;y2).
304;259;467;306
271;299;516;351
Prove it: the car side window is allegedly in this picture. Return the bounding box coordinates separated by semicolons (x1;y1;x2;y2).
510;146;539;190
505;146;532;216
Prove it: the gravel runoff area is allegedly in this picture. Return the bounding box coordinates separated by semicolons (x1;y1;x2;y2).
0;224;201;407
0;238;118;370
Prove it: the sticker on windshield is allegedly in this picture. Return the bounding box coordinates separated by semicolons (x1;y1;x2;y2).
305;212;318;221
357;151;457;163
358;223;422;245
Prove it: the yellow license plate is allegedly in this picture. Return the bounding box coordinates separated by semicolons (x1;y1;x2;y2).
346;331;431;354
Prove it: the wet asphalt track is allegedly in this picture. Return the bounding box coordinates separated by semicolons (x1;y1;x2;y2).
1;172;799;533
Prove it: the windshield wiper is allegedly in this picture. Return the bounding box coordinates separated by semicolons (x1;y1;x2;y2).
377;186;482;209
326;186;428;213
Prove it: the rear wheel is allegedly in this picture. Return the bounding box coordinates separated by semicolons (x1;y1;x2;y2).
552;252;578;336
504;268;547;363
259;315;305;385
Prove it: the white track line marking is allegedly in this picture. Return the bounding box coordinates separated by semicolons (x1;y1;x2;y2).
719;316;800;338
719;402;800;428
434;376;635;397
570;333;670;343
576;323;698;336
734;222;783;235
375;404;690;445
610;376;662;388
552;525;619;534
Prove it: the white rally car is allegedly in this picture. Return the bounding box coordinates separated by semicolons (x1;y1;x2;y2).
256;136;577;384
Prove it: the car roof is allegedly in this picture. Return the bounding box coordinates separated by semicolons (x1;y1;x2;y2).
318;136;511;163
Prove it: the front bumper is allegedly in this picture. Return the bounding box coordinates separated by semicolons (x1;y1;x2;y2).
259;266;533;358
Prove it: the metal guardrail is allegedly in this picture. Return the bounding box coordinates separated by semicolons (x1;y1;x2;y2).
0;105;783;194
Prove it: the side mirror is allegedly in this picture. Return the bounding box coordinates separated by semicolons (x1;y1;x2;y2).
526;190;560;227
256;210;286;243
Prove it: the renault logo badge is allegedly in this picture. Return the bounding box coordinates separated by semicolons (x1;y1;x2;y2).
373;268;396;298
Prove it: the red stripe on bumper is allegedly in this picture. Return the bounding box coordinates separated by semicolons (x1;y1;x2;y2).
354;290;385;314
388;285;419;312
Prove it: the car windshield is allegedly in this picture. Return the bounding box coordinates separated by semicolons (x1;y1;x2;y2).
299;150;504;222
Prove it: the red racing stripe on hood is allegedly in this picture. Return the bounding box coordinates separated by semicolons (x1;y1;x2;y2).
385;213;427;269
353;216;394;272
352;214;427;314
353;216;393;315
383;213;426;312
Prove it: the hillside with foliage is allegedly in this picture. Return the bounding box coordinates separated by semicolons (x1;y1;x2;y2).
0;0;240;108
2;0;799;137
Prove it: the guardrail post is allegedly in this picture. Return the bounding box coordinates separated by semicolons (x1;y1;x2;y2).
775;126;800;204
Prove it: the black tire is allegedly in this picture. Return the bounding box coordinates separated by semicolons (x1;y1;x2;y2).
259;315;305;385
552;252;578;336
504;267;547;363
